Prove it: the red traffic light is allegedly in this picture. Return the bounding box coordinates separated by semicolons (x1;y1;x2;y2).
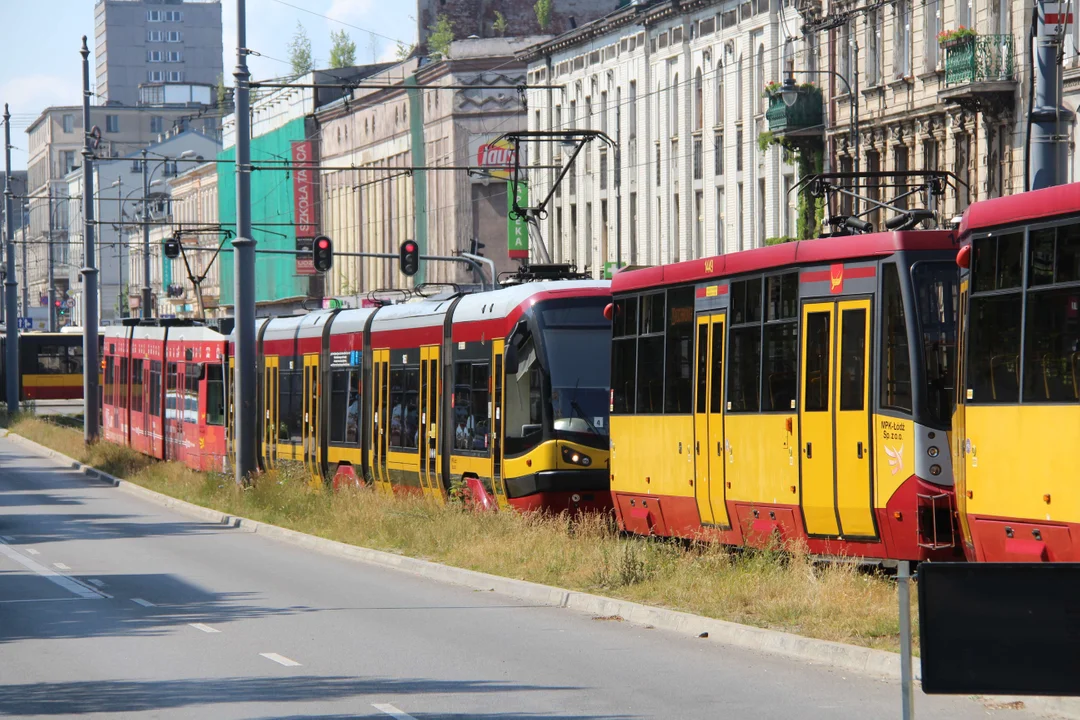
399;240;419;277
312;235;333;272
54;300;62;308
404;242;417;252
317;237;331;250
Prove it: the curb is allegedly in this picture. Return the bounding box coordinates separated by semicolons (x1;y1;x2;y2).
5;431;1078;719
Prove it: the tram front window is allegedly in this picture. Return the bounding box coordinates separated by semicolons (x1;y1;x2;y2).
913;262;958;428
544;327;611;439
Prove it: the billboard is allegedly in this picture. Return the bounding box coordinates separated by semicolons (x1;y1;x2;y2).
292;140;317;276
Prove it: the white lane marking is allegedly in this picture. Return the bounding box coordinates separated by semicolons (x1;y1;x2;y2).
25;549;39;556
53;563;71;571
0;541;103;600
0;596;93;604
87;579;105;587
260;652;301;667
189;623;220;634
131;598;156;607
0;536;13;542
373;704;419;720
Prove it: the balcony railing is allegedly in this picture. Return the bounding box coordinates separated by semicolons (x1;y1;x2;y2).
944;35;1015;86
765;89;823;135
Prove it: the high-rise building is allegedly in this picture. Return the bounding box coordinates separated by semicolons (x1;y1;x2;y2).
95;0;224;108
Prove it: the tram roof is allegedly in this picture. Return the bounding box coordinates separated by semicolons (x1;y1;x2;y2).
611;230;955;293
959;181;1080;237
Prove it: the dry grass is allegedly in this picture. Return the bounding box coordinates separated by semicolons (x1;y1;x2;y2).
10;416;916;653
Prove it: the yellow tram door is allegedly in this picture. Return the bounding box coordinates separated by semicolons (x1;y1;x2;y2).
833;299;876;538
490;340;510;509
800;302;840;535
693;314;730;527
301;354;321;487
263;356;279;469
371;349;392;494
226;357;236;468
419;346;443;499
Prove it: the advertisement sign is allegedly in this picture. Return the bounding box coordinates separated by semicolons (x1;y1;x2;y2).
508;182;528;260
295;237;315;276
292;140;316;238
472;136;524;181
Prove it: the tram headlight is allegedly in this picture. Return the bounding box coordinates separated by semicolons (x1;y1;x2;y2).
561;445;593;467
927;446;940;458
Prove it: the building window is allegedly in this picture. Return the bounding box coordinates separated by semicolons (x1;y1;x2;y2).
62;114;74;133
147;50;163;62
693;136;703;180
148;30;163;42
866;149;881;229
167;51;182;62
715;187;725;253
715;70;724;126
694;190;704;258
628;81;637;168
147;9;162;21
106;115;119;133
165;10;184;22
895;0;912;79
736;128;743;171
838;22;851;83
694;68;703;131
167;31;182;43
925;0;941;70
958;0;972;28
670;72;679;137
866;9;882;86
655;143;661;186
714;131;724;175
599;148;608;190
923;138;939;172
148;71;164;82
150;116;163;133
168;71;184;82
894;145;909;209
629;192;638;262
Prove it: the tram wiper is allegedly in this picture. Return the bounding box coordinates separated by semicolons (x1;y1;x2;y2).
568;379;599;435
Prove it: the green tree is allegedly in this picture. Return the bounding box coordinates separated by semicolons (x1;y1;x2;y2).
534;0;553;31
215;73;227;108
492;11;508;36
288;21;313;76
428;14;454;59
395;41;416;61
329;29;358;68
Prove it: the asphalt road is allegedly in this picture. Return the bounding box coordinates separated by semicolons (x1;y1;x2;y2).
0;435;1045;720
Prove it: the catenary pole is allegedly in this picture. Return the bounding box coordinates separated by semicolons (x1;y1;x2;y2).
47;189;56;331
141;149;152;318
80;37;100;443
233;0;257;483
1030;0;1074;189
3;105;18;415
20;201;28;317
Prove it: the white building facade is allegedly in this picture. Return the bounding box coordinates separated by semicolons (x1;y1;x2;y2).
524;0;800;274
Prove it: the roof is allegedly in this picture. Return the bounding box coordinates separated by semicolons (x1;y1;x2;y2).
959;181;1080;236
611;231;957;293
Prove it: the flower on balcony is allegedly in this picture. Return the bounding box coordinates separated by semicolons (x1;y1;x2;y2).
937;26;977;46
762;80;782;98
762;80;820;98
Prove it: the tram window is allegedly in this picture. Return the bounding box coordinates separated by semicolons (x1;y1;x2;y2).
166;362;178;420
710;321;724;414
913;262;958;425
635;335;665;413
613;297;638;337
640;293;666;334
389;367;420;450
1057;222;1080;283
967;296;1021;403
972;233;1024;292
665;287;695;413
505;336;544;454
119;358;128;409
839;309;867;411
278;370;300;441
104;357;114;406
731;278;763;324
880;264;913;413
766;272;798;321
66;346;82;374
329;369;352;444
131;360;144;413
206;365;225;426
763;323;797;411
1023;289;1080;403
148;360;162;416
696;323;709;414
728;326;762;412
611;337;637;414
453;362;490;452
804;312;830;412
998;233;1023;289
1030;228;1056;286
1028;222;1080;286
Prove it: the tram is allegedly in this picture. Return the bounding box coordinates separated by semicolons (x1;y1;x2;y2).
608;228;962;561
953;181;1080;562
0;331;102;402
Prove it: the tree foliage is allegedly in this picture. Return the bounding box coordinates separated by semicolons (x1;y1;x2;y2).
758;131;825;240
534;0;553;30
288;21;313;76
428;15;454;60
395;42;416;61
492;11;508;36
329;29;357;68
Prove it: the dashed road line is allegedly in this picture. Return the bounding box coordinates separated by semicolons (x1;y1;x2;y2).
0;541;103;600
53;563;71;571
260;652;301;667
87;579;105;587
373;704;419;720
0;536;13;542
131;598;156;607
189;623;220;634
25;549;39;556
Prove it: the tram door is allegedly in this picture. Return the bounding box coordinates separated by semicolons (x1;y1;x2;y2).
301;354;321;486
371;349;391;493
419;346;443;498
693;314;730;527
263;356;279;469
799;299;876;538
227;357;236;469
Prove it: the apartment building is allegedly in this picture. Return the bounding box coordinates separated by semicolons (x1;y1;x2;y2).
317;38;539;296
524;0;800;271
95;0;223;107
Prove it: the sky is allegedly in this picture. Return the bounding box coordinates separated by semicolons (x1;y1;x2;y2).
0;0;417;170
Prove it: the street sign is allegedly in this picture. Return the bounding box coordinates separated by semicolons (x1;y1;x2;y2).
508;182;529;260
64;299;75;309
16;317;32;330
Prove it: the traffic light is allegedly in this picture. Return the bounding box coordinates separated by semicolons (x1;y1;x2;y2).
399;240;419;277
469;238;486;257
164;237;181;260
313;235;333;273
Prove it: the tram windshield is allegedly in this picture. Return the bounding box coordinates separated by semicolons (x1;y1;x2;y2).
913;262;958;428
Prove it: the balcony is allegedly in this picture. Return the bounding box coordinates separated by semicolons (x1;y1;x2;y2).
939;34;1016;111
765;88;823;138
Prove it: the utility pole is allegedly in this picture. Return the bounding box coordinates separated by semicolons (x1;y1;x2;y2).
20;201;28;318
615;105;622;270
141;149;152;318
80;36;100;443
47;189;56;331
3;105;18;416
233;0;257;482
1030;0;1074;189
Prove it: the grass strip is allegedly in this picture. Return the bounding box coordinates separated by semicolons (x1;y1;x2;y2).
9;415;916;653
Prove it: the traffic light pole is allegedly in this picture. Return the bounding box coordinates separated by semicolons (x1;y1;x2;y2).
3;105;18;416
80;37;100;443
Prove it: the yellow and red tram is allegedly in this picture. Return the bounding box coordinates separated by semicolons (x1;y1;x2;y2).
608;232;962;561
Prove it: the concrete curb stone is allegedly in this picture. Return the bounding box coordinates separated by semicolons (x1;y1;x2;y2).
5;430;1077;719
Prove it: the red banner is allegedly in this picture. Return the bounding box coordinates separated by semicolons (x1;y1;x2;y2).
292;140;316;239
